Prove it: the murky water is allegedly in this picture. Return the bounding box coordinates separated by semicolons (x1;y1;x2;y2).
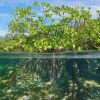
0;51;100;100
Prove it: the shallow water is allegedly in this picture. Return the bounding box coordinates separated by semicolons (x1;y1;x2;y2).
0;51;100;100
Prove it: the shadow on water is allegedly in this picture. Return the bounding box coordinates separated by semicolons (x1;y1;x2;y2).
0;51;100;100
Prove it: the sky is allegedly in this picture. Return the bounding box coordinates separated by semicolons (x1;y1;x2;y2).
0;0;100;36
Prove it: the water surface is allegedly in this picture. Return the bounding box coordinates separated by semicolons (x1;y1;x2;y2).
0;51;100;100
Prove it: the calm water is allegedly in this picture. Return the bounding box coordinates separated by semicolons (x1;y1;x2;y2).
0;51;100;100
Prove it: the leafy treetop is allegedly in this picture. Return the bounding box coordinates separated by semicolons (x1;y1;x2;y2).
0;1;100;52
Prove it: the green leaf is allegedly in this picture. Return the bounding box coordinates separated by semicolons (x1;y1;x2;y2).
33;0;39;6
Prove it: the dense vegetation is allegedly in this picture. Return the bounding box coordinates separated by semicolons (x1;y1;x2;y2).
0;1;100;52
0;1;100;100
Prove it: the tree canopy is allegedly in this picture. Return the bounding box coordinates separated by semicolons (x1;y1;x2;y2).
0;1;100;52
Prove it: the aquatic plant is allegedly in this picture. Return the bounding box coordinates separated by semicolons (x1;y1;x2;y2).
0;1;99;52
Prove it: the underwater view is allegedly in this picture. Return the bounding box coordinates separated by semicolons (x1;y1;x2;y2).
0;51;100;100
